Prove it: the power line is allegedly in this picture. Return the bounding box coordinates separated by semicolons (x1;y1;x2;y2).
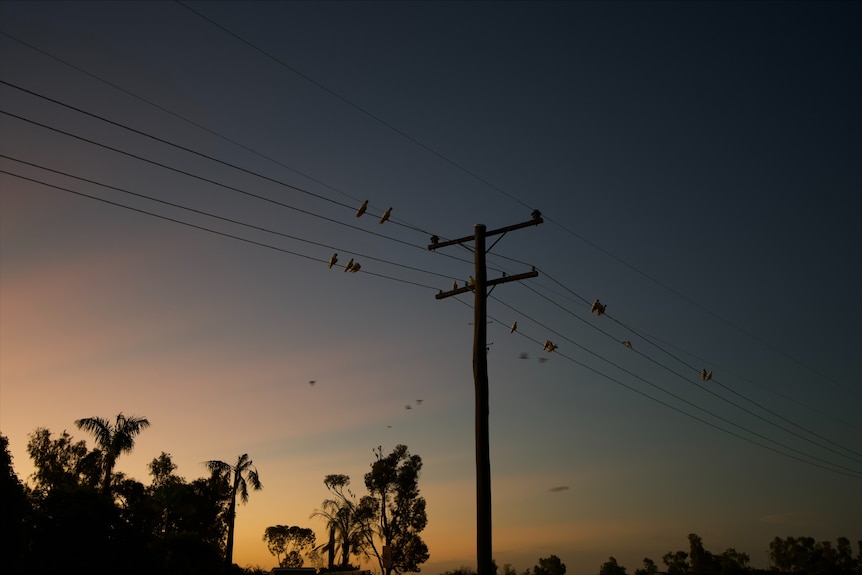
508;280;862;462
0;30;431;236
484;297;862;479
533;266;862;435
0;154;459;283
0;168;440;293
0;108;460;262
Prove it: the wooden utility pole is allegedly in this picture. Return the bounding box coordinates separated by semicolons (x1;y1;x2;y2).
429;213;542;575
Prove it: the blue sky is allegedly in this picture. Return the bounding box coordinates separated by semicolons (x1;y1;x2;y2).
1;1;860;572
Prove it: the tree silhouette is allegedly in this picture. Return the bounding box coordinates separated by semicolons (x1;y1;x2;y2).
363;445;429;575
311;474;371;570
204;453;262;570
263;525;316;567
74;413;150;494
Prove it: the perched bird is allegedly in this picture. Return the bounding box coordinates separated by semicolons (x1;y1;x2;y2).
452;280;458;291
590;299;607;316
344;258;354;272
532;209;542;220
543;340;558;352
356;200;368;218
622;340;632;348
379;207;392;224
328;253;338;269
468;275;475;287
349;262;361;273
701;369;713;382
510;321;518;334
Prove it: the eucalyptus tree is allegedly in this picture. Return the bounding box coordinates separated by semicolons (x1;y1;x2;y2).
363;445;429;575
204;453;262;569
74;412;150;494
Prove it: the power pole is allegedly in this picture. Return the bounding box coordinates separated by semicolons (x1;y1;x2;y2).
429;213;543;575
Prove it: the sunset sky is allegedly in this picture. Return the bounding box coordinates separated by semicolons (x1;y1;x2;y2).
1;1;860;573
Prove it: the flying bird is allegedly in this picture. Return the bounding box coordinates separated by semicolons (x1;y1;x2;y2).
379;207;392;224
356;200;368;218
519;352;529;359
308;380;316;386
416;399;423;405
344;258;354;272
701;369;713;382
328;253;338;268
622;340;632;348
510;321;518;334
405;404;412;410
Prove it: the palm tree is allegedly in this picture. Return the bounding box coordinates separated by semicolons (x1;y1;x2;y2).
205;453;262;570
311;474;372;569
74;412;150;494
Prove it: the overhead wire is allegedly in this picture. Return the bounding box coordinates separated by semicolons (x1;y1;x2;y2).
0;154;460;284
0;108;472;268
465;250;862;459
534;265;862;436
0;168;440;293
170;0;859;400
0;30;433;237
448;295;861;480
512;284;862;463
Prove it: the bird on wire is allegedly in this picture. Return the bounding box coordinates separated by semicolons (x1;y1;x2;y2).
356;200;368;218
379;207;392;224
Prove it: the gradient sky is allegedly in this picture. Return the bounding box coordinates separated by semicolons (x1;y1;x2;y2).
1;1;860;573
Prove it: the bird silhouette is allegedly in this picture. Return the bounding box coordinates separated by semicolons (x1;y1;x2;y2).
452;280;458;290
328;253;338;269
519;352;529;359
379;207;392;224
344;258;354;272
510;321;518;334
543;340;558;352
356;200;368;218
590;299;606;316
622;340;632;348
348;262;361;273
701;369;713;382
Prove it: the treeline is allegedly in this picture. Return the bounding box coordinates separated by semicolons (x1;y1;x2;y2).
598;533;862;575
2;416;430;575
438;533;862;575
2;424;263;575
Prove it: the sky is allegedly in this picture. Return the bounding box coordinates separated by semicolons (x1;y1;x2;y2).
1;1;860;572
